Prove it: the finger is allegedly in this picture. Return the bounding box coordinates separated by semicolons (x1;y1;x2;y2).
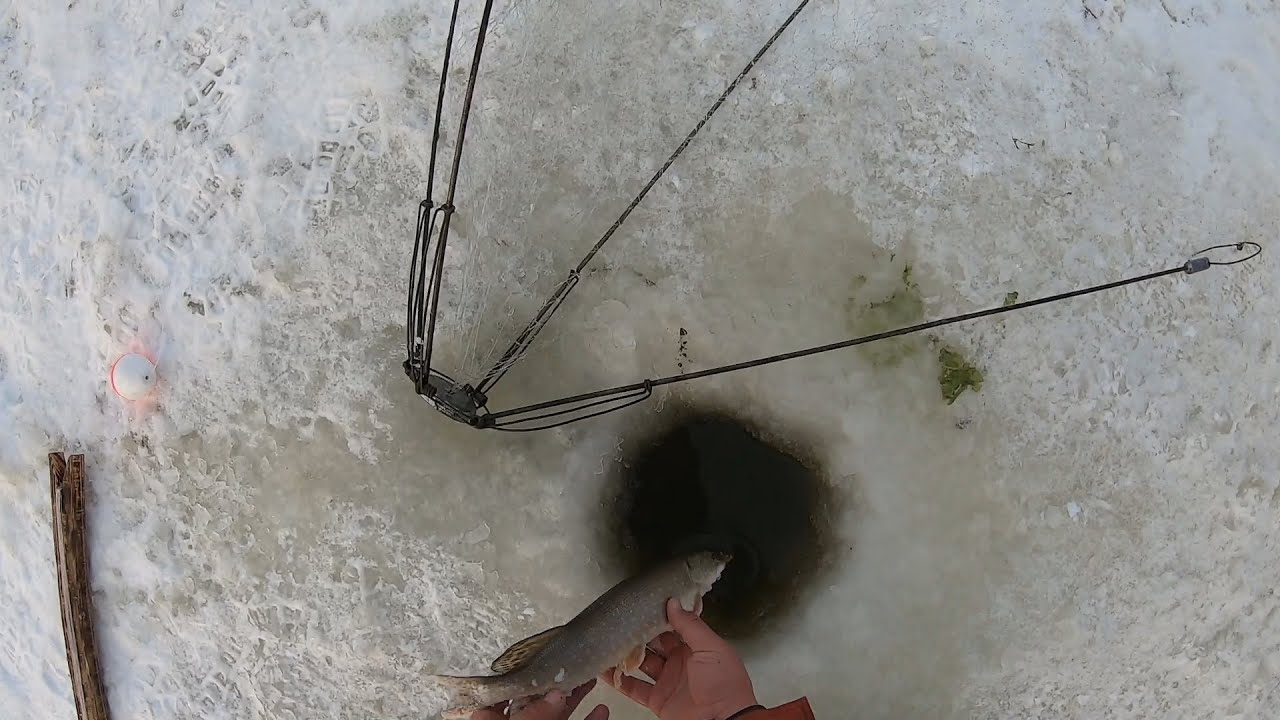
561;679;597;714
666;597;724;651
647;647;687;713
638;648;665;679
509;691;565;720
648;632;683;657
584;704;610;720
599;668;654;706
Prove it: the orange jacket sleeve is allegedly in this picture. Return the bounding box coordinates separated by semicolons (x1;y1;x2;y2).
729;698;817;720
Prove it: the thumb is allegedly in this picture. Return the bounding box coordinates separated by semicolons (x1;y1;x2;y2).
666;597;722;650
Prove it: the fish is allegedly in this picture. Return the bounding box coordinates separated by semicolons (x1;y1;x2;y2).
431;550;731;717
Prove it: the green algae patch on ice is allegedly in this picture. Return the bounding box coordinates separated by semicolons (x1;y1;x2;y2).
845;263;927;368
937;345;984;404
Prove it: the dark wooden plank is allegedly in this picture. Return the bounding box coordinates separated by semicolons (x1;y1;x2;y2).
50;451;112;720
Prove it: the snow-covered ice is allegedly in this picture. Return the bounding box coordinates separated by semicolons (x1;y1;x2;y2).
2;1;1278;719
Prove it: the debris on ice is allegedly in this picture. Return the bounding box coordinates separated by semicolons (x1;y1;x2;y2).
463;522;491;545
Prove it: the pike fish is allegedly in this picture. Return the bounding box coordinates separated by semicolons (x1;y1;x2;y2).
431;551;730;717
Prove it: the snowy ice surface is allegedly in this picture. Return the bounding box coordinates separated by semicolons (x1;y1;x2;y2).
2;1;1278;719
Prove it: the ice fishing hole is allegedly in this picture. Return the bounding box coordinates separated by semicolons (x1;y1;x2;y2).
605;411;838;641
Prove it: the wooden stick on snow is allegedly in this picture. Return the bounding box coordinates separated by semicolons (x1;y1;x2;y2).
50;452;113;720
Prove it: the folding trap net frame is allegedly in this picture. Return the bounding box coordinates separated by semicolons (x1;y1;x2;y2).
403;0;1260;432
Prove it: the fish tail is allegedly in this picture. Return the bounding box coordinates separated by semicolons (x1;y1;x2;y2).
429;674;490;715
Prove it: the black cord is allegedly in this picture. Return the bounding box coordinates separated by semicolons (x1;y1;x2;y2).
474;0;815;396
476;245;1262;430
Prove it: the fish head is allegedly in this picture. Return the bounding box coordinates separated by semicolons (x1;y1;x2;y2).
682;550;732;586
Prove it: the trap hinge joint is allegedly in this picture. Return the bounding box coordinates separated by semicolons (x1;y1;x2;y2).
405;363;491;427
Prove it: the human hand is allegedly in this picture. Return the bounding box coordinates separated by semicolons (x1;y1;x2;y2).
469;679;609;720
601;598;758;720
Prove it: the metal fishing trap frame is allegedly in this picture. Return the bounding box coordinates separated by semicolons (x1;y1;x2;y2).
403;0;1261;432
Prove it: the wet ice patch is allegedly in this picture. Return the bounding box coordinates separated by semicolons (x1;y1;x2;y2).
93;446;531;718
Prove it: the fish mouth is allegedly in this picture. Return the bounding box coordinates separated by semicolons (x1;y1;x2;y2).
672;533;735;559
685;539;751;571
669;535;741;585
704;539;762;594
708;549;734;565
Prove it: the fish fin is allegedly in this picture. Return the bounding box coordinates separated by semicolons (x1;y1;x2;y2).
621;644;646;675
490;625;564;674
675;590;706;616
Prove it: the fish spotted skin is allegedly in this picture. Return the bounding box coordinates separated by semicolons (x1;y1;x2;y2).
432;551;729;716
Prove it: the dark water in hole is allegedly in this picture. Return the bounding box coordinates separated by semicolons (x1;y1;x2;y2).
606;413;837;640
